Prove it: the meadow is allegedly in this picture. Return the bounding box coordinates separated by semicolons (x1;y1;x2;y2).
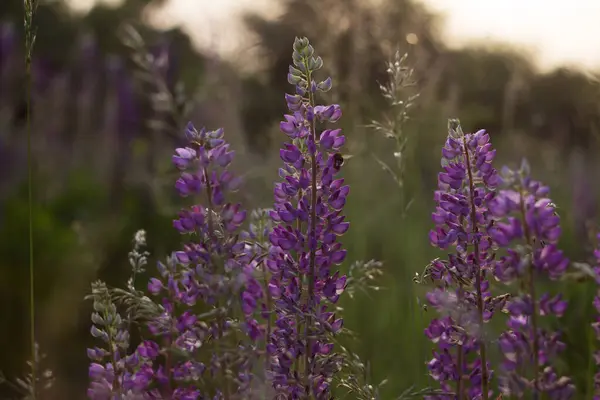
2;0;600;399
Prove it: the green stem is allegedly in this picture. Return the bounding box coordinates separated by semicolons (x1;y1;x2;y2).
519;191;540;396
306;67;317;399
456;286;466;400
294;192;303;382
456;344;464;400
201;168;232;399
586;283;596;398
23;0;37;397
462;136;489;400
261;260;272;341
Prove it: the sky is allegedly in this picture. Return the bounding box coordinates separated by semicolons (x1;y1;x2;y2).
69;0;600;71
424;0;600;71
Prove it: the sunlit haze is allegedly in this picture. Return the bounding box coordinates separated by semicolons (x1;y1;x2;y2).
69;0;600;71
424;0;600;71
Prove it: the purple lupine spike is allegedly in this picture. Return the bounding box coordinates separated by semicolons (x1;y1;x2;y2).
592;233;600;399
149;36;177;89
30;57;55;93
0;21;16;75
106;55;139;137
78;33;99;71
265;37;347;400
142;122;262;398
569;151;598;242
89;123;265;399
425;121;499;400
491;161;574;398
105;55;139;200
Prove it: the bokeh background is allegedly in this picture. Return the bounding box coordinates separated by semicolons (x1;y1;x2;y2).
2;0;600;398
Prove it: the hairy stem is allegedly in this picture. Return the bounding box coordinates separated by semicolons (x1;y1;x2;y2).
202;168;232;399
259;256;272;399
456;286;466;400
462;136;489;400
519;191;540;395
160;289;176;397
260;261;272;340
306;67;318;398
203;168;215;238
294;192;303;380
586;283;596;398
456;344;464;400
164;336;174;395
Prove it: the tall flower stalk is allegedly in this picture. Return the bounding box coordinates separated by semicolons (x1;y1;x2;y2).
593;233;600;399
490;161;574;398
425;120;500;400
266;37;348;399
87;124;263;399
155;123;261;398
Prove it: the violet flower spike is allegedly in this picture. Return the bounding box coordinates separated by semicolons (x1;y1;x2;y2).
266;37;348;399
491;161;574;399
425;120;499;400
143;123;262;398
592;233;600;399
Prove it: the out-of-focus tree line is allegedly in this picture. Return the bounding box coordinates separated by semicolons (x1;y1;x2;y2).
1;0;599;398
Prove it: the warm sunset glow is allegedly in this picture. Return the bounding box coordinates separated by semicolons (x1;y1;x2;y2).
69;0;600;71
424;0;600;71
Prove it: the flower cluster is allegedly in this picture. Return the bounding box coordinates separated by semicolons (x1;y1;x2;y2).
491;161;574;398
265;37;348;399
87;124;264;399
87;281;163;399
154;123;262;398
81;33;600;400
424;122;500;400
593;233;600;399
84;36;365;400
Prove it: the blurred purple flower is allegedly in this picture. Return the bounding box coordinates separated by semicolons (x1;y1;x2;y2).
592;233;600;399
0;21;16;76
491;161;574;399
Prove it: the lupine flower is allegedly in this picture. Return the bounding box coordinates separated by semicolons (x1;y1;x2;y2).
86;281;161;399
141;123;262;398
592;233;600;399
243;208;275;334
425;121;500;400
491;161;574;399
265;37;348;399
87;124;262;399
569;152;597;242
1;21;16;77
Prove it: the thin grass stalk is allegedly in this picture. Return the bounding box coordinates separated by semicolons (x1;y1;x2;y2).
23;0;38;397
